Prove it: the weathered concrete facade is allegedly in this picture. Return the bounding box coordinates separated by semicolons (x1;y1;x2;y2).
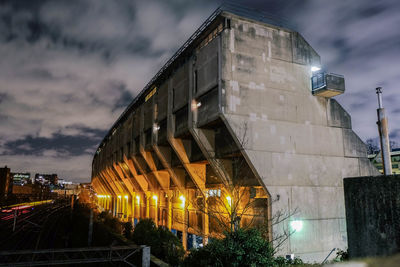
91;7;378;261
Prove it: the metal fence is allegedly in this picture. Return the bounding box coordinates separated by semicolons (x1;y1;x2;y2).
0;245;150;267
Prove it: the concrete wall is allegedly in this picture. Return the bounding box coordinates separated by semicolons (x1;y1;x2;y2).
344;175;400;258
220;13;379;261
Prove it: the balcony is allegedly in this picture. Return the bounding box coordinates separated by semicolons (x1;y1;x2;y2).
311;72;345;97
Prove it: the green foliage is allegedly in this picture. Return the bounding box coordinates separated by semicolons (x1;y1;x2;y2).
274;256;304;266
131;219;184;266
183;228;275;267
154;226;185;266
97;211;121;233
334;248;348;262
123;222;133;239
131;218;158;245
184;228;307;267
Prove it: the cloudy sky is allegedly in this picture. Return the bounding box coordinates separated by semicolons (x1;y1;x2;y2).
0;0;399;182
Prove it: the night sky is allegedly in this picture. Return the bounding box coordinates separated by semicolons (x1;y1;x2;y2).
0;0;399;182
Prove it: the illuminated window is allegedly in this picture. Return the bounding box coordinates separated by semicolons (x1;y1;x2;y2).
207;189;221;197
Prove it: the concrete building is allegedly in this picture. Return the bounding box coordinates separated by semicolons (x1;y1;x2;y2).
368;149;400;174
34;173;58;185
91;6;378;261
11;172;31;185
0;166;13;202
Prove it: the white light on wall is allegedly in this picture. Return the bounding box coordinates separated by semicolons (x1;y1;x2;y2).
124;195;128;200
290;220;303;232
311;66;321;72
179;195;186;209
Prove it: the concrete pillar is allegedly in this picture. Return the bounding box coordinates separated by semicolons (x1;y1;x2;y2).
137;194;141;218
146;196;150;218
141;245;150;267
167;194;172;230
203;198;209;246
182;206;188;250
153;193;158;226
132;193;135;222
113;198;117;217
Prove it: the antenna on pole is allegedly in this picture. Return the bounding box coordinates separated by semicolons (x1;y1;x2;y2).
376;87;392;175
376;87;383;108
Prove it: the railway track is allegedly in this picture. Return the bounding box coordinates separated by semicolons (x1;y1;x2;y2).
0;200;70;250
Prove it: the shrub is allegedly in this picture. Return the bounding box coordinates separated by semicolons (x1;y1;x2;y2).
334;248;348;262
123;222;133;239
131;218;158;245
274;256;304;266
131;219;184;266
96;211;121;233
183;228;275;267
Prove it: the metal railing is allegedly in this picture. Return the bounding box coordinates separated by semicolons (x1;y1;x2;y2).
311;72;345;93
0;245;150;267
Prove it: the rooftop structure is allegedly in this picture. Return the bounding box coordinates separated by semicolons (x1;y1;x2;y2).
91;5;378;261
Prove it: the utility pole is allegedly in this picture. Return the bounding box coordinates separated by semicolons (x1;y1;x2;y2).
88;209;93;247
13;209;17;232
376;87;392;175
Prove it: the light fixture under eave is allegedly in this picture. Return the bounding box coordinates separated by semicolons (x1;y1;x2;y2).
124;195;128;200
311;66;321;72
136;195;140;205
179;195;186;209
152;195;158;205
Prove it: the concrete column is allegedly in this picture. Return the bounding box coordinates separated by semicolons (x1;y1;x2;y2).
132;193;135;222
182;204;188;251
138;194;142;218
113;198;117;217
146;196;150;218
154;193;158;226
203;198;209;246
141;245;150;267
167;194;172;230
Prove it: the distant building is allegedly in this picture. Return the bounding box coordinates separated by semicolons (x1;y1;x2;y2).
58;179;73;186
368;148;400;174
35;173;58;185
0;166;13;201
10;172;31;185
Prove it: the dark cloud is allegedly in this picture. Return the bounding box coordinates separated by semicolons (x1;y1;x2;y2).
0;0;399;181
3;128;105;157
